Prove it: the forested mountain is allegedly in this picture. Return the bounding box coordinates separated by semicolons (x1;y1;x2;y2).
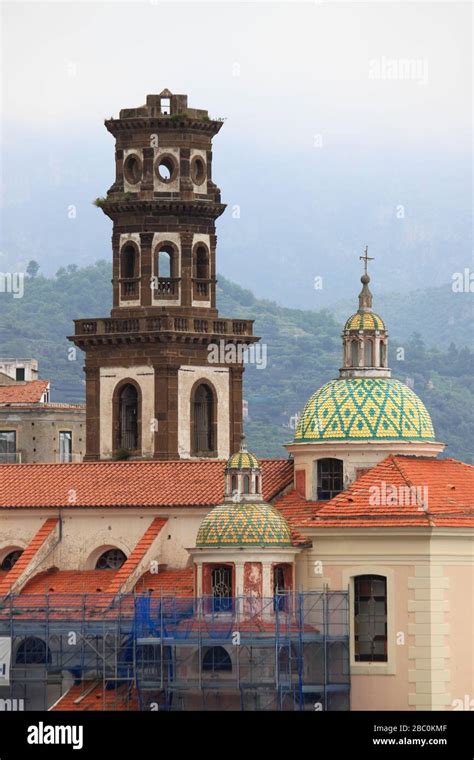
0;262;472;463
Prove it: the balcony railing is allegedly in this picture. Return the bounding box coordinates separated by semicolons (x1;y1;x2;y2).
192;278;210;300
152;277;180;299
120;278;139;299
0;452;21;464
55;453;83;463
74;316;255;339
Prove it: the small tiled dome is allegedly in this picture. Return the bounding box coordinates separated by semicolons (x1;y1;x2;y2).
196;502;292;547
226;450;259;470
344;312;385;331
295;377;435;442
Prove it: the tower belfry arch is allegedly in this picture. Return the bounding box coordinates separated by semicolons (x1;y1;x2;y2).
69;91;259;461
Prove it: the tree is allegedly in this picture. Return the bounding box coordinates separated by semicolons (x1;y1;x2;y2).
26;260;40;278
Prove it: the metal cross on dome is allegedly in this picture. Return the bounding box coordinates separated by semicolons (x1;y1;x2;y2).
360;245;374;275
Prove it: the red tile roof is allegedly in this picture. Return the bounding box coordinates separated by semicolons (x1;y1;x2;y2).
134;567;194;596
0;458;293;509
276;456;474;530
51;682;139;711
107;518;167;594
0;379;49;404
0;518;59;595
21;569;117;594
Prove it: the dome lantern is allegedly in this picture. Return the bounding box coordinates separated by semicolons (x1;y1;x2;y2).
224;436;263;502
340;247;390;379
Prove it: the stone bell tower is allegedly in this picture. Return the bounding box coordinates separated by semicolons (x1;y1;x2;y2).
70;90;258;461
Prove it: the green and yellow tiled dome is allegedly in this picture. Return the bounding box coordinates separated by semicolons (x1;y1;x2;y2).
226;450;259;470
196;503;292;547
295;378;435;442
344;312;385;331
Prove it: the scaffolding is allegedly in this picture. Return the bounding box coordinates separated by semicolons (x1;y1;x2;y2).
0;591;350;711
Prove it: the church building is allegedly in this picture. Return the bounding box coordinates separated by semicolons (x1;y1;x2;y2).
0;92;472;714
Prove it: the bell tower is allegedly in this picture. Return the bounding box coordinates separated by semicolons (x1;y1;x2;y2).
70;90;258;461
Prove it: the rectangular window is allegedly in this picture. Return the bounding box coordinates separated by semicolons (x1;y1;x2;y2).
211;566;232;612
354;575;387;662
59;431;72;463
15;368;25;381
0;431;16;463
317;458;343;500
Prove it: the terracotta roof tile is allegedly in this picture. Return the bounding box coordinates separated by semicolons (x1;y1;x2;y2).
134;568;194;596
0;458;293;508
51;682;139;711
0;380;49;404
21;569;117;594
281;456;474;530
0;518;58;595
107;518;167;594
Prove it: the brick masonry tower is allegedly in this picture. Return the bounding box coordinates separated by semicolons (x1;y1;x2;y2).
70;90;258;461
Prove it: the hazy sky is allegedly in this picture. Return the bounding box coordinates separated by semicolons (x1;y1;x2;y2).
3;2;471;147
1;2;472;306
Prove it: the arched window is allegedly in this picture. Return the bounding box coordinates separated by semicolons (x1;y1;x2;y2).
243;475;250;494
195;246;209;280
380;342;387;367
317;458;343;500
211;565;232;611
354;575;387;662
16;637;51;665
202;646;232;673
193;245;210;298
231;474;237;494
158;249;171;278
192;383;215;455
365;340;374;367
255;475;261;493
96;548;127;570
120;244;139;298
121;244;137;279
119;384;139;451
153;244;178;298
350;340;359;366
0;549;23;571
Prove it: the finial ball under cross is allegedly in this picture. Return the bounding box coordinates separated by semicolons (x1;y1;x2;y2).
360;245;374;276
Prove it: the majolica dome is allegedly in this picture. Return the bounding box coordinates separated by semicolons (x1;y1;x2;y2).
295;377;435;442
227;449;259;470
344;312;385;331
196;502;292;547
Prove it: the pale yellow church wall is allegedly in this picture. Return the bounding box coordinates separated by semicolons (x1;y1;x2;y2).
296;530;474;711
437;563;474;707
0;509;208;577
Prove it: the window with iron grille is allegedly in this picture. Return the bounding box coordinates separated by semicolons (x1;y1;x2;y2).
211;566;232;611
193;384;214;454
0;550;22;571
119;384;138;451
202;646;232;672
317;458;343;500
96;549;127;570
16;637;51;665
354;575;387;662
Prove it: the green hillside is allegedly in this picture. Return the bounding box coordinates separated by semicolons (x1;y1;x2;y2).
0;262;472;463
